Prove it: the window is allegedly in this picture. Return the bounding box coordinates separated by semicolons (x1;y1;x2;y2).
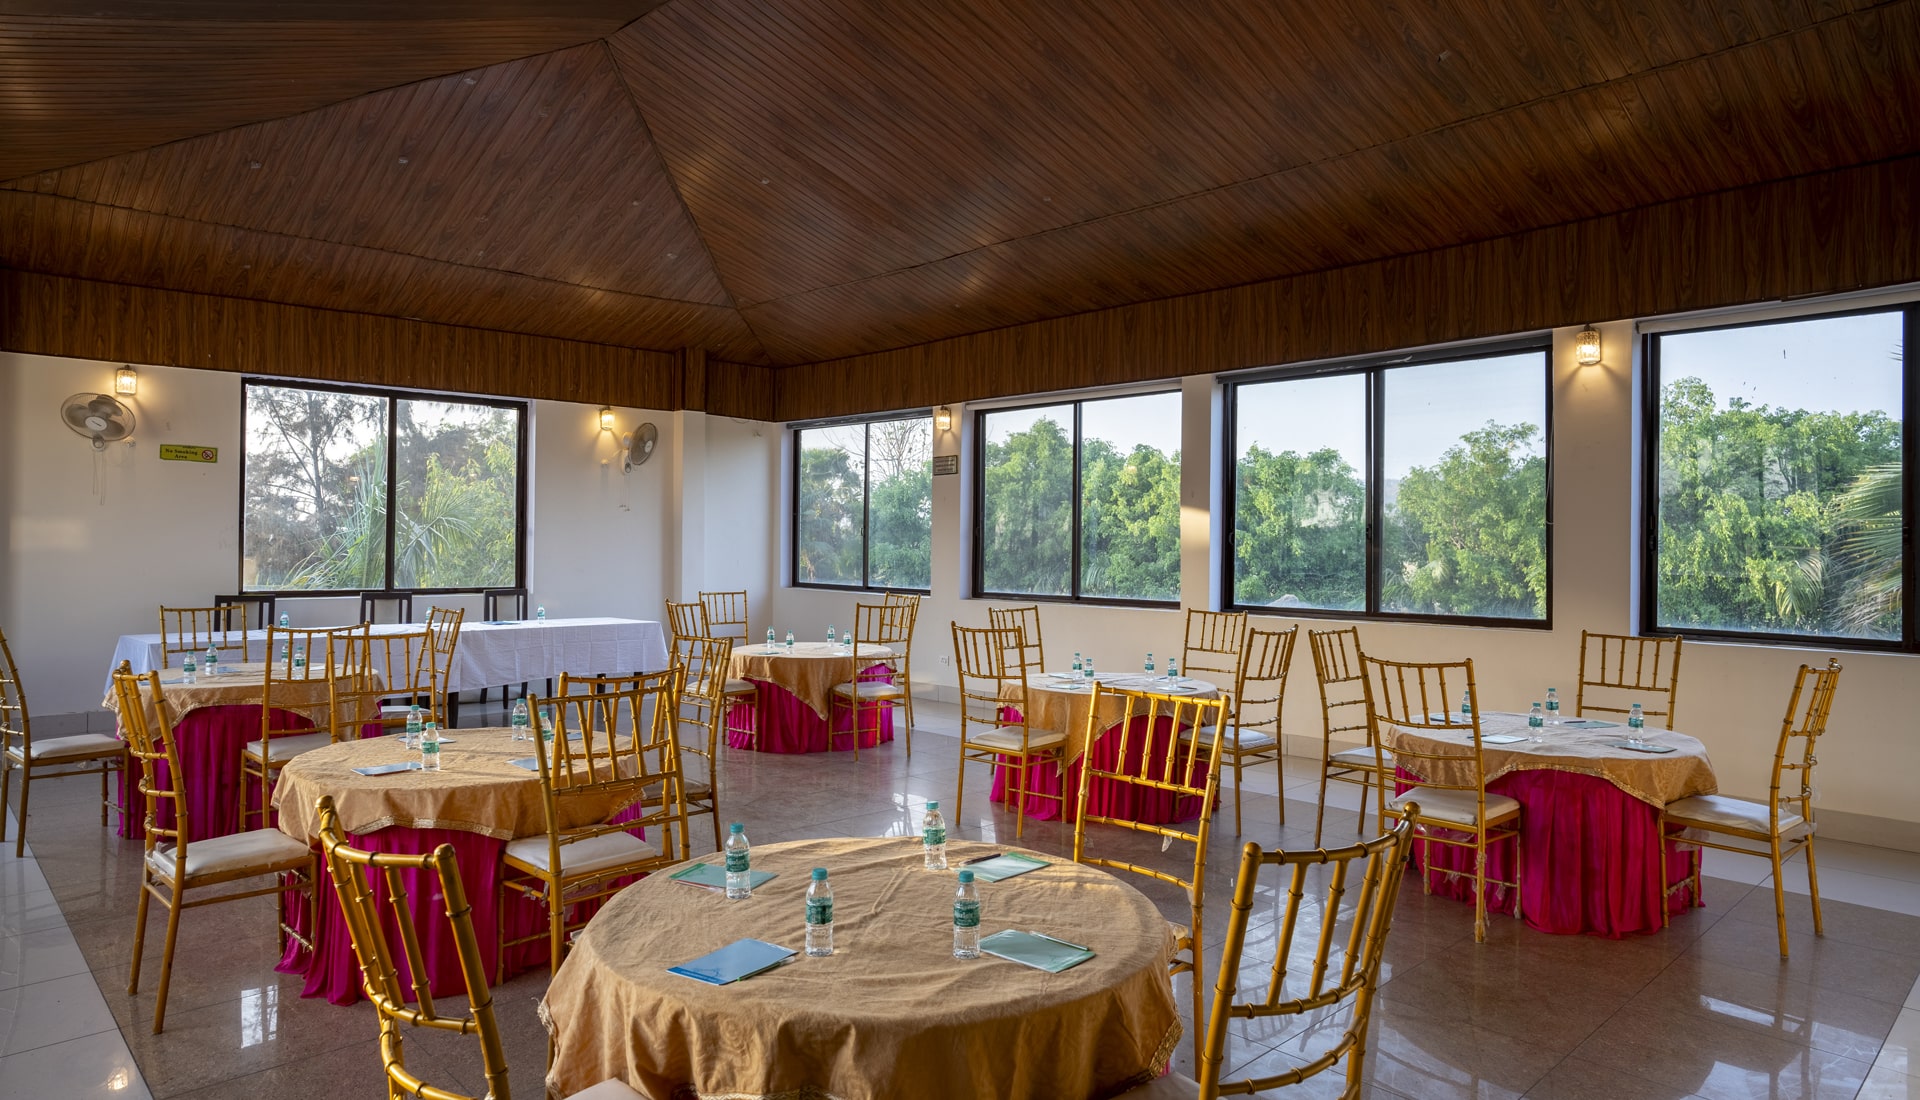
792;415;932;590
1227;345;1550;624
1645;305;1912;648
241;381;525;592
975;391;1181;604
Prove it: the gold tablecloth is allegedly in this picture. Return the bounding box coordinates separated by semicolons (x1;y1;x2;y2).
997;674;1222;763
102;662;374;734
727;641;894;719
272;727;633;842
542;836;1181;1100
1382;710;1718;808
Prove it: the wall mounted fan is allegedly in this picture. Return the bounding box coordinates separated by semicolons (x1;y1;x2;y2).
619;423;658;473
61;393;136;450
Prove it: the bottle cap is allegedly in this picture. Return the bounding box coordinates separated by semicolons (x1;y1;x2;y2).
957;869;975;883
926;801;938;810
811;867;828;881
729;822;744;833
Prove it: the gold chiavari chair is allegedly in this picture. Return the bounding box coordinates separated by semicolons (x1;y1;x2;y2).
1122;812;1419;1100
1662;659;1841;958
1187;625;1296;834
699;590;751;647
240;625;363;832
952;623;1065;839
1310;626;1391;846
1576;630;1685;728
666;598;709;654
662;635;732;852
827;603;911;760
882;591;923;741
987;604;1046;673
114;665;315;1033
1179;609;1247;692
499;670;687;978
1362;655;1519;943
424;605;466;723
1;627;126;857
1071;684;1228;1064
333;626;432;740
317;796;644;1100
669;599;760;747
157;604;249;668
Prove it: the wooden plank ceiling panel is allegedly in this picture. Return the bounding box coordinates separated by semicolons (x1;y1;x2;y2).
7;42;730;308
0;4;668;181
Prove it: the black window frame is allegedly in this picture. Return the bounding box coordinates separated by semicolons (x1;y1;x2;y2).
1221;339;1555;628
789;411;934;594
971;390;1184;609
1639;302;1917;652
238;377;529;596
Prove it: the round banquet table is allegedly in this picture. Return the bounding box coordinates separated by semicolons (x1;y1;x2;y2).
542;836;1181;1100
270;728;645;1004
991;673;1219;825
1381;711;1719;938
725;641;898;754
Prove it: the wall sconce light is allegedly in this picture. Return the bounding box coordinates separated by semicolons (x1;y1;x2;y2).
599;406;616;432
936;406;953;432
1574;325;1602;366
115;365;139;397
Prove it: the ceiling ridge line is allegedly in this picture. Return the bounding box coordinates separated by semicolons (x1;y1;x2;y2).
597;34;775;366
735;0;1906;310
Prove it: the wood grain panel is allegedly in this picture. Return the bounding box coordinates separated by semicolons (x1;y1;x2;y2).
772;155;1920;421
0;6;667;180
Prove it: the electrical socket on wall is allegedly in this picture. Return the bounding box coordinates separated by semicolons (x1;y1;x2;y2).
939;655;951;666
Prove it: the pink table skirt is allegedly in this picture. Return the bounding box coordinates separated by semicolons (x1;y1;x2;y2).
1394;766;1700;938
990;713;1209;825
724;664;896;754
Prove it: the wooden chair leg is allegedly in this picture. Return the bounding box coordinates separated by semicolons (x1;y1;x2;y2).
548;884;566;976
128;880;151;994
1313;758;1331;847
12;768;29;858
1769;837;1790;958
153;895;184;1033
1804;836;1824;937
1012;754;1027;841
1472;843;1489;944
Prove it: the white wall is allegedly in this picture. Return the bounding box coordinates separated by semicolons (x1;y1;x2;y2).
765;322;1920;847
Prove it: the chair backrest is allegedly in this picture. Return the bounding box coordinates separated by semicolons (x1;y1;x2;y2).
0;628;30;762
112;664;191;855
214;593;278;631
1071;685;1228;931
158;604;248;668
424;607;465;714
529;669;688;866
1358;655;1486;797
986;605;1045;671
1197;815;1418;1096
880;592;921;651
1229;625;1297;740
699;590;750;643
335;627;430;734
674;636;733;790
482;587;528;622
1308;627;1370;749
316;795;510;1100
1576;631;1684;728
359;591;414;625
1769;659;1842;831
851;602;913;662
952;622;1031;731
665;599;711;666
1181;609;1248;684
261;625;359;745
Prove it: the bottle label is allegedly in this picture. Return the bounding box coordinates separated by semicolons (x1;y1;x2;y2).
422;742;440;756
1529;716;1543;728
924;826;946;848
806;898;833;926
953;899;981;928
1546;701;1559;713
725;849;750;873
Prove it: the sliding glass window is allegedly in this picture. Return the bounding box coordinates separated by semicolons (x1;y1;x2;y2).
792;414;933;590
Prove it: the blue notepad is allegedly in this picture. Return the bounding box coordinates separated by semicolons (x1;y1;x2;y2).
667;938;796;985
979;929;1095;973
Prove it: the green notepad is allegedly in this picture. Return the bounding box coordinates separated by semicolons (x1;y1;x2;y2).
667;861;779;890
964;852;1050;882
1614;741;1676;754
978;929;1095;973
1560;719;1621;729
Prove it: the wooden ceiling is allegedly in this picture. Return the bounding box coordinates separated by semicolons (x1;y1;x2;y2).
3;0;1917;378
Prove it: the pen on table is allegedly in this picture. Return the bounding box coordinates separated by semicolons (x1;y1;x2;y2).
958;852;1002;866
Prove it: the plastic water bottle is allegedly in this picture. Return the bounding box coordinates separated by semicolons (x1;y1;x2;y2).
1528;702;1545;741
204;645;219;677
767;628;777;652
1083;658;1095;682
406;704;424;749
510;698;530;741
827;624;837;649
805;868;834;957
1545;687;1561;724
953;870;982;959
420;723;441;771
1072;651;1083;675
1144;651;1155;676
922;801;948;870
1166;655;1179;682
292;645;306;673
539;705;555;746
785;630;795;652
724;823;752;899
277;612;290;629
535;605;546;625
1459;690;1472;718
181;652;197;684
1628;703;1645;731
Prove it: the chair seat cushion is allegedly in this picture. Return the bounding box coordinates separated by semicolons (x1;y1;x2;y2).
1180;725;1278;752
566;1079;647;1100
504;831;660;877
832;681;906;700
1388;786;1519;828
969;727;1066;752
242;732;334;763
721;678;757;697
18;733;125;763
1117;1071;1201;1098
1331;745;1393;768
1665;794;1803;835
148;829;312;882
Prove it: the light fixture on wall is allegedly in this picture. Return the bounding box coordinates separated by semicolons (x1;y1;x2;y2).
114;365;139;397
936;406;953;432
1575;324;1602;366
599;406;616;432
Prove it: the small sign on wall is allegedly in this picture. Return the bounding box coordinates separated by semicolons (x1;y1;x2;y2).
932;454;959;476
159;444;219;463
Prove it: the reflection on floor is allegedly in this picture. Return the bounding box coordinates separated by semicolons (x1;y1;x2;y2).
3;699;1918;1098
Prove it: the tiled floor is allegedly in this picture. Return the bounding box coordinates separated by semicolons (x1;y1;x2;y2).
4;700;1919;1098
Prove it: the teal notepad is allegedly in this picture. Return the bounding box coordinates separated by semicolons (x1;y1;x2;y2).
353;761;422;776
1560;719;1621;729
667;861;778;891
978;929;1095;973
1614;741;1676;753
667;938;796;985
963;852;1050;883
